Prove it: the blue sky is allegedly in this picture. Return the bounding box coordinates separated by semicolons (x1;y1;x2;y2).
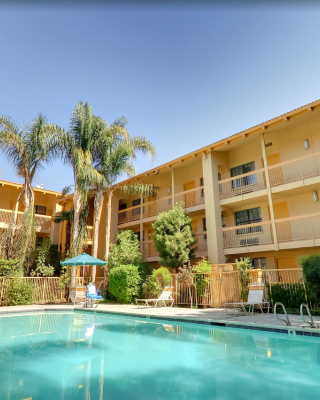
1;4;320;192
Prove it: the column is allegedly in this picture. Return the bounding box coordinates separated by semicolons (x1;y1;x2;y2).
202;152;225;264
260;133;279;250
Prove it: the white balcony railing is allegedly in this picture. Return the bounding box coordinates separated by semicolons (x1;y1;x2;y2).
275;213;320;243
0;208;52;232
219;169;266;200
118;186;205;225
268;151;320;187
222;221;273;249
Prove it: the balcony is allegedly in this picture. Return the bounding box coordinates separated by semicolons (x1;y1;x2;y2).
0;208;52;233
118;185;205;225
222;212;320;254
268;151;320;189
219;169;267;201
275;213;320;249
222;221;274;254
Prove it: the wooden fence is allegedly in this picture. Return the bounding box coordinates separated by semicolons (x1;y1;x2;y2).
172;268;305;308
0;277;66;306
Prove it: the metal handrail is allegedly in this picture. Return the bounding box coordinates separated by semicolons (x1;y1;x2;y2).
300;303;319;328
274;302;291;326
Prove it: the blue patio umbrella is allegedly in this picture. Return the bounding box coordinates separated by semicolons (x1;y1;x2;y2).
61;253;107;283
61;253;107;266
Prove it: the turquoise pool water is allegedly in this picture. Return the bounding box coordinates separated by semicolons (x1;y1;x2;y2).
0;312;319;399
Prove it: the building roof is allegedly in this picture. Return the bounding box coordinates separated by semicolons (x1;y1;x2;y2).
118;98;320;185
0;179;62;196
59;97;320;202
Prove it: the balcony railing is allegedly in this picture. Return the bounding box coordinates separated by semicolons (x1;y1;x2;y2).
268;151;320;187
275;213;320;243
222;221;273;249
142;240;158;258
0;208;52;232
219;169;266;200
118;186;205;225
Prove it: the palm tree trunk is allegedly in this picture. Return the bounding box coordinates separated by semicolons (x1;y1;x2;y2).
91;187;104;282
104;190;113;287
71;183;82;287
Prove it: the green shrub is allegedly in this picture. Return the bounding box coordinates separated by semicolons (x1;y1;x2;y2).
143;267;172;298
7;279;34;306
236;257;253;301
108;230;143;268
266;283;307;309
109;264;141;303
0;259;21;276
300;254;320;306
193;259;211;299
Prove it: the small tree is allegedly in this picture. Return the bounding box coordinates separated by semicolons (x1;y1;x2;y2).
30;238;54;277
108;230;144;268
176;261;194;308
152;203;197;269
143;267;172;298
300;254;320;306
193;259;211;303
236;257;253;301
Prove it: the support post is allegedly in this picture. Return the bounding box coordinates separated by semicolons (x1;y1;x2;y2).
202;152;225;264
260;133;279;250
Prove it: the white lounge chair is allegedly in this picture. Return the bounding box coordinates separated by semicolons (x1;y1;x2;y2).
136;286;175;308
73;286;87;306
224;282;270;315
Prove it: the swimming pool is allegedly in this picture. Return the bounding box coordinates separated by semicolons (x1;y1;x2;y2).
0;311;319;400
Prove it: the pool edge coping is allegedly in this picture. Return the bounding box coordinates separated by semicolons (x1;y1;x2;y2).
1;305;319;338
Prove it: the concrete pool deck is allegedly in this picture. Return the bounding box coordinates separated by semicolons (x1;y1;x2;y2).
1;303;320;335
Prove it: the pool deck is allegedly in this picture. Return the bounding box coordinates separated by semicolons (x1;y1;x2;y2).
1;303;320;335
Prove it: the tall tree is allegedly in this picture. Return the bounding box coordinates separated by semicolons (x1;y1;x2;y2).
0;114;64;270
152;202;197;269
93;125;156;285
62;101;106;287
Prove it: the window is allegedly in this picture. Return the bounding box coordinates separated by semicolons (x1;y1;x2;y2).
218;172;222;193
235;207;262;235
35;205;47;215
136;232;141;242
252;257;267;269
202;218;207;239
36;236;43;247
231;161;257;189
132;199;141;217
200;178;205;198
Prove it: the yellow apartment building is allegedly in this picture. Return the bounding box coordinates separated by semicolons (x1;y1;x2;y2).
55;99;320;277
0;179;62;247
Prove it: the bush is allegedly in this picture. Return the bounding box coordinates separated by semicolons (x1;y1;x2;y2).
300;254;320;306
143;267;172;298
266;283;307;309
108;230;143;268
193;259;211;299
109;264;141;303
236;257;253;301
7;279;34;306
0;259;21;276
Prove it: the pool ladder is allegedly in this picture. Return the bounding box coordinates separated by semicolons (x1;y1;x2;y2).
274;302;320;328
300;303;320;329
274;302;291;326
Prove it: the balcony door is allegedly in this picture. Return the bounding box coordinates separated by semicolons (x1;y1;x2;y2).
184;181;195;207
273;202;292;242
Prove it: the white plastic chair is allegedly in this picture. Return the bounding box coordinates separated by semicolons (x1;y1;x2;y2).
136;286;175;308
224;282;270;315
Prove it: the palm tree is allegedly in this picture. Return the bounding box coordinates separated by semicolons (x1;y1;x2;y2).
53;209;73;256
62;101;106;287
0;114;64;212
93;126;156;285
0;114;64;269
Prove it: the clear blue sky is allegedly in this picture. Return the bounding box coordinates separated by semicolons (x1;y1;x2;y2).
1;3;320;192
